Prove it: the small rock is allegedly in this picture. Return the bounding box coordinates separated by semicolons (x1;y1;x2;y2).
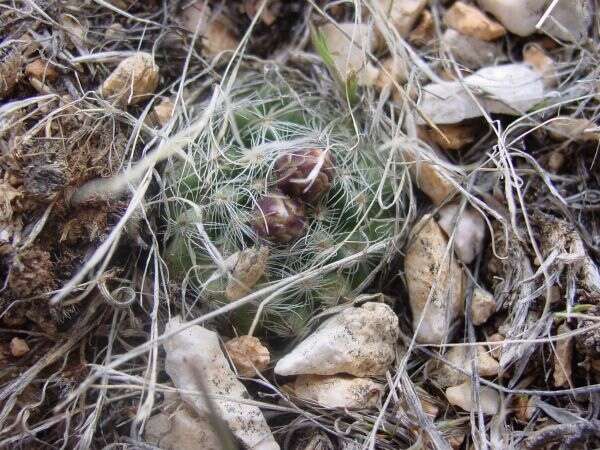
374;0;428;37
431;345;499;387
553;323;573;387
405;215;464;344
100;52;159;106
444;2;506;41
547;150;565;173
180;2;238;57
25;59;58;83
470;287;496;325
225;246;269;301
477;0;591;42
523;44;558;88
10;337;29;357
446;381;500;415
318;22;379;86
547;117;599;143
404;149;457;205
418;63;545;124
225;335;270;377
437;203;486;264
284;375;384;409
513;395;536;423
421;122;476;151
150;98;175;127
274;302;399;377
145;396;221;450
488;333;504;360
164;317;279;450
409;10;434;46
374;56;408;91
105;23;127;41
442;29;504;69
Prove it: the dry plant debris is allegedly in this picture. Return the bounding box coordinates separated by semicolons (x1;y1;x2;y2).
0;0;599;448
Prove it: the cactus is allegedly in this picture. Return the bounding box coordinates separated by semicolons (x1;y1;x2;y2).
162;71;404;337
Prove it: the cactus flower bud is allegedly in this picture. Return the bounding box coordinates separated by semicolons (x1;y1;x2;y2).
252;193;307;243
274;148;335;203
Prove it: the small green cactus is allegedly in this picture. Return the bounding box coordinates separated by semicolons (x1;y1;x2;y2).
162;71;404;337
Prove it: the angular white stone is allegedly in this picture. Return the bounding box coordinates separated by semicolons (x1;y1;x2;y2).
405;215;464;344
164;317;279;450
446;381;500;415
418;63;545;124
373;0;428;37
274;302;399;377
318;23;379;86
442;29;504;70
437;203;486;265
430;345;500;388
285;375;384;409
144;396;221;450
477;0;591;42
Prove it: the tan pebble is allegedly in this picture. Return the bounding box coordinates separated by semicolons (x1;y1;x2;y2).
488;333;504;360
10;337;29;357
285;374;384;409
422;122;476;151
443;1;506;41
471;287;496;325
374;0;428;37
409;10;434;46
523;44;558;88
446;381;500;415
375;57;408;91
547;117;599;143
225;335;270;377
151;98;175;127
405;216;464;343
25;59;58;83
547;150;565;173
100;52;159;106
514;394;536;422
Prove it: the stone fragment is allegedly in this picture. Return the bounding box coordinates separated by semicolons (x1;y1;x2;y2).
446;381;500;415
164;317;279;450
547;117;599;143
375;0;428;37
418;64;545;124
25;59;58;83
444;2;506;41
405;215;464;344
285;375;384;409
409;10;434;46
431;345;500;387
523;44;558;88
100;52;159;105
318;22;379;86
437;203;486;265
10;337;29;357
274;302;399;377
144;396;221;450
477;0;591;42
442;29;504;69
225;335;270;377
471;287;496;325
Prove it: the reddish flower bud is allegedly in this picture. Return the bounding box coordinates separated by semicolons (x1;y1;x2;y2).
274;148;335;203
252;193;307;243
